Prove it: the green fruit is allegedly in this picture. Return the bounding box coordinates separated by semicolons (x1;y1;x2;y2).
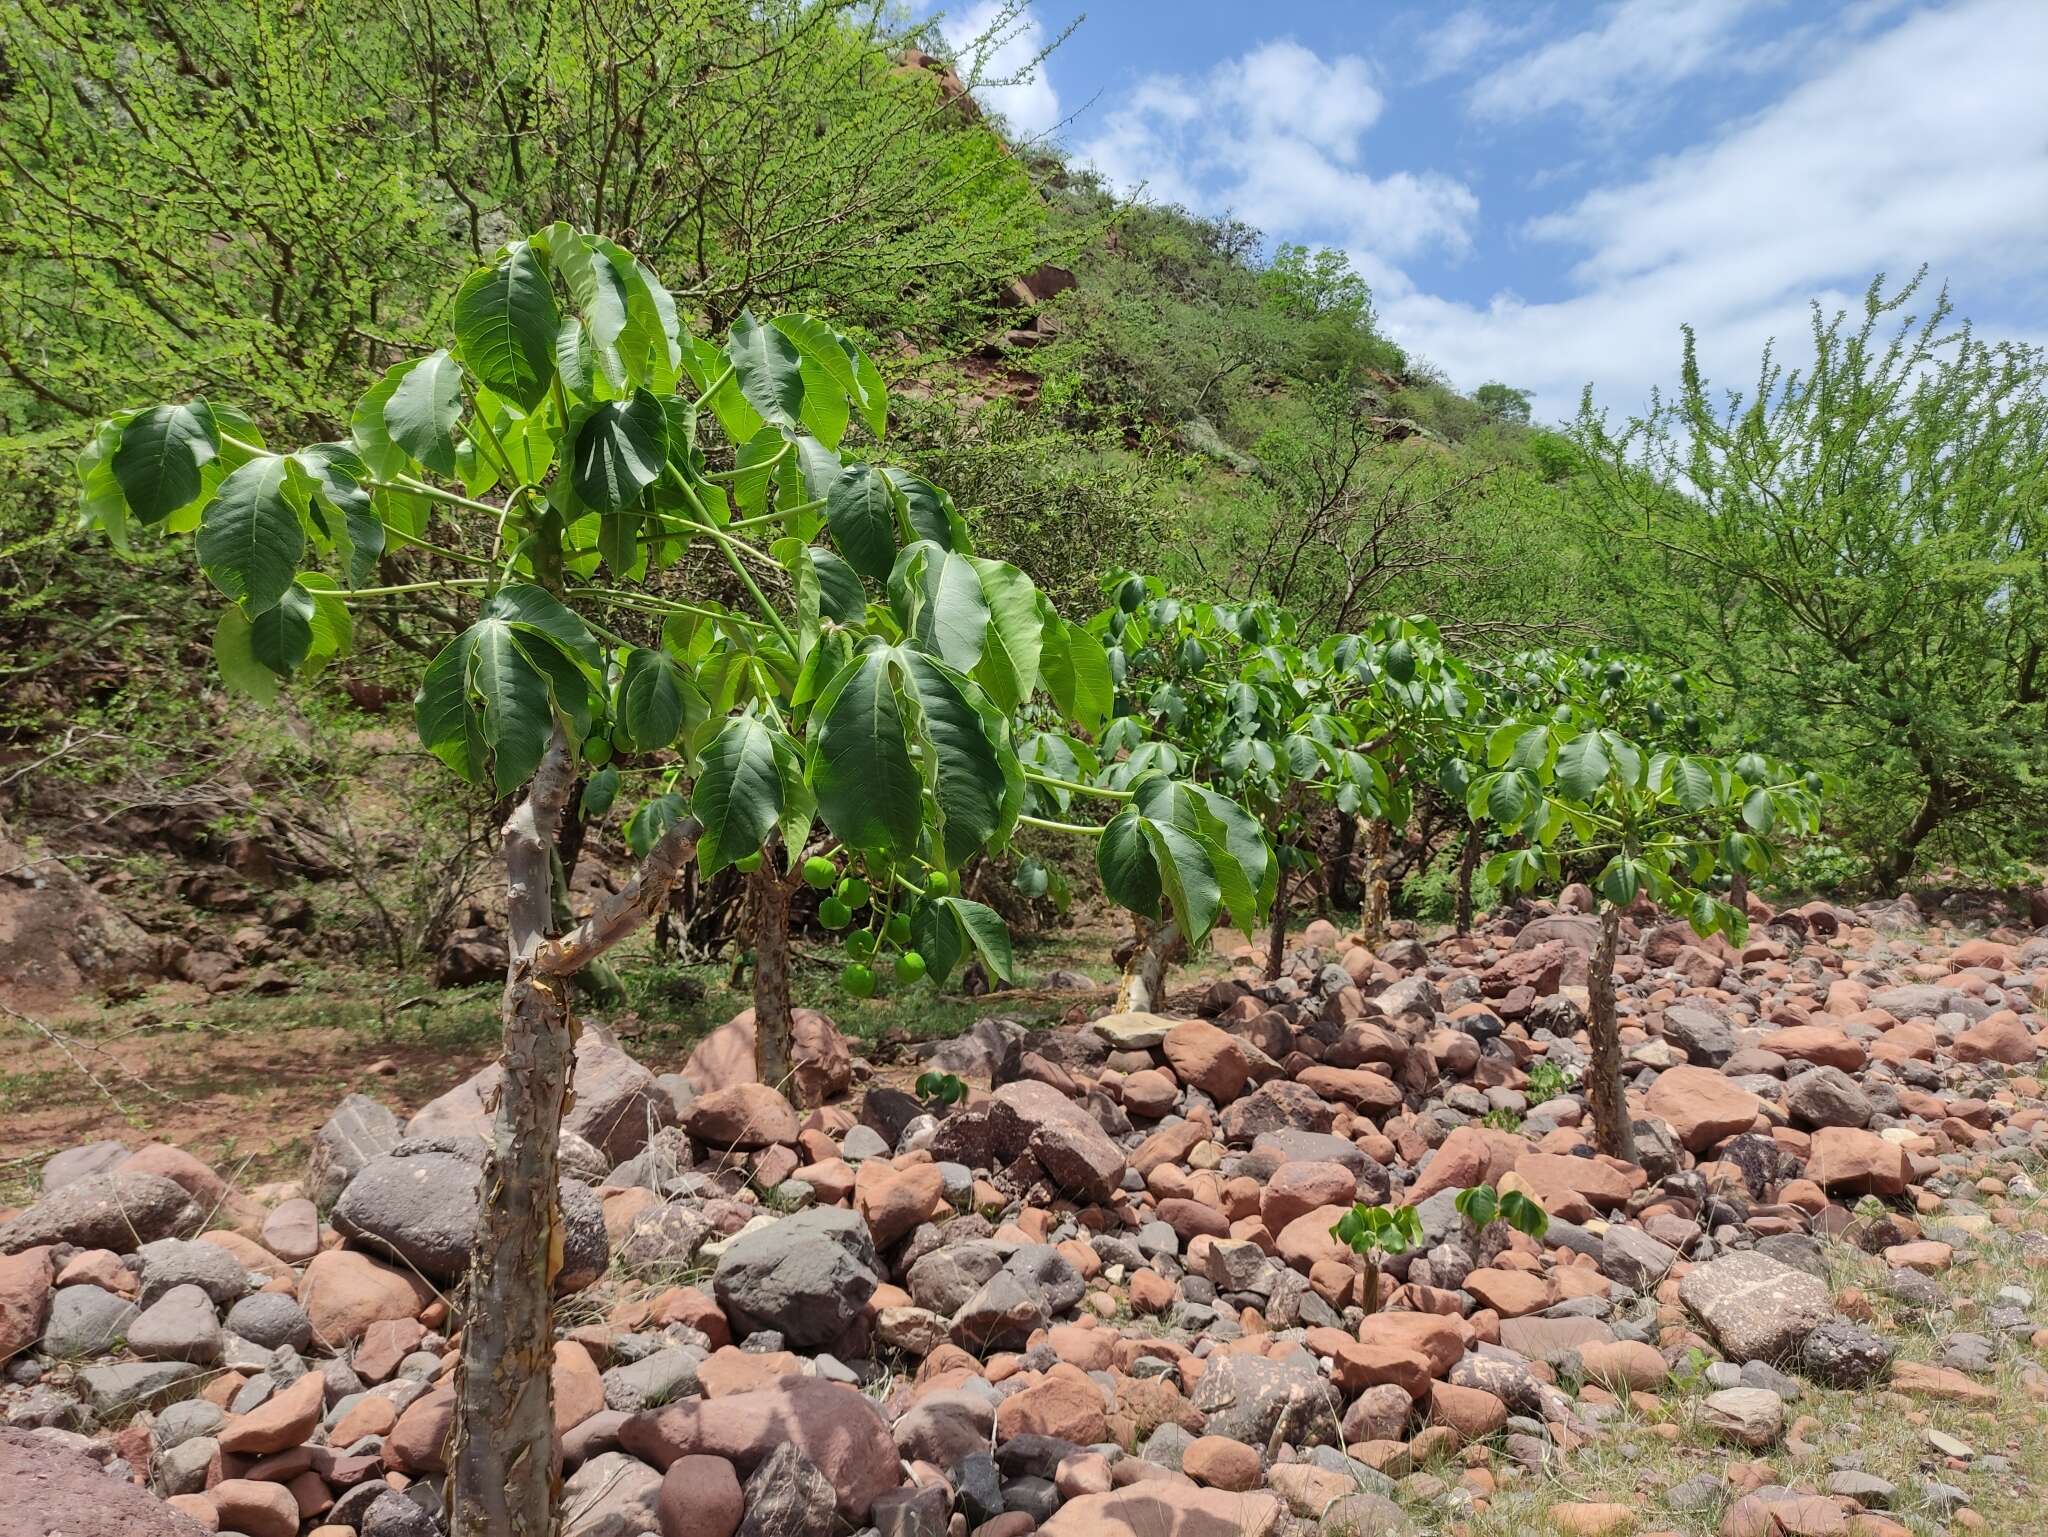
818;897;852;929
836;877;870;909
926;872;950;897
844;930;876;960
842;962;876;998
802;856;838;889
733;851;762;874
886;913;912;944
894;950;927;985
1804;771;1824;793
582;736;613;767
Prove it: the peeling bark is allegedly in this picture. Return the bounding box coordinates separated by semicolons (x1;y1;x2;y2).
1116;915;1183;1013
1585;903;1636;1163
749;857;795;1099
1361;816;1391;948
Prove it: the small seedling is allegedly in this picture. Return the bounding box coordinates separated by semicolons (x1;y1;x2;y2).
1479;1106;1523;1132
915;1071;968;1106
1524;1058;1578;1103
1330;1202;1423;1315
1453;1183;1550;1265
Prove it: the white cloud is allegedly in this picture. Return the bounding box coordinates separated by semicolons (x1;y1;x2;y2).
1469;0;1764;122
1078;40;1477;267
1380;0;2048;425
1415;7;1511;80
939;1;1062;139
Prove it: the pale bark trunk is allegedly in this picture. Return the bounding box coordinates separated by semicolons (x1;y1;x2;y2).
1116;916;1183;1013
1264;872;1289;981
449;741;702;1537
1454;822;1482;935
449;731;576;1537
1586;903;1636;1163
1361;816;1391;948
748;858;795;1100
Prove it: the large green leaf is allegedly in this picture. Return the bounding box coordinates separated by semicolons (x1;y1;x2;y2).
415;631;488;783
617;647;693;752
911;897;965;984
383;351;464;477
1141;819;1223;943
773;315;870;426
1554;732;1610;801
212;607;277;704
247;583;316;675
893;542;989;673
813;548;866;623
900;651;1006;868
884;469;966;550
692;715;785;875
113;402;217;525
1039;607;1113;735
468;621;558;793
196;455;303;615
453;242;560;410
1671;755;1715;811
481;584;602;672
1096;809;1162;918
573;389;667;512
940;897;1013;983
626;793;689;858
726;310;804;431
350;360;416;479
969;558;1042;712
809;647;921;854
292;444;382;588
825;463;897;580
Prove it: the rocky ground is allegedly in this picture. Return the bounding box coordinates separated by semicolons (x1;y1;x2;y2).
3;890;2047;1537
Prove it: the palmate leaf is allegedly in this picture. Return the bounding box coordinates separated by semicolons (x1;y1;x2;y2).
453;241;560;410
196;454;303;615
247;583;316;674
969;557;1042;713
616;646;697;752
573;389;667;512
1096;809;1162;919
415;601;596;795
1039;604;1113;735
212;607;277;704
691;714;785;875
112;402;217;525
808;647;921;854
825;464;898;580
383;350;465;477
726;310;804;430
891;541;988;673
885;469;968;551
899;650;1007;869
773;314;875;443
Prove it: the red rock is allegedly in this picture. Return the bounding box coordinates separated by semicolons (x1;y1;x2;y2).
996;1370;1108;1444
1578;1339;1667;1393
1162;1021;1250;1103
330;1395;397;1444
207;1478;299;1537
383;1380;457;1474
621;1375;902;1523
1331;1338;1434;1399
260;1199;320;1264
1297;1065;1403;1115
0;1246;52;1363
1429;1380;1507;1440
1260;1162;1358;1234
1404;1125;1524;1205
553;1340;605;1435
1357;1310;1469;1375
656;1453;744;1537
1644;1066;1761;1152
1759;1025;1865;1071
1182;1434;1262;1490
53;1248;134;1295
1807;1127;1909;1196
217;1370;324;1455
681;1084;800;1150
682;1008;851;1108
300;1250;433;1347
1039;1481;1281;1536
1954;1011;2034;1065
988;1081;1127;1202
1514;1152;1634;1215
1156;1198;1230;1243
854;1163;945;1249
698;1345;801;1398
1462;1268;1551;1317
352;1318;427;1383
1275;1205;1355;1272
1950;939;2014;971
117;1144;228;1212
1121;1069;1179;1118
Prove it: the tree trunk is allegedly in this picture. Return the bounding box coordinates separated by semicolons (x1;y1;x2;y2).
1361;816;1391;948
448;738;703;1537
1585;903;1636;1163
1327;811;1356;910
1454;822;1482;935
749;857;795;1100
1264;872;1290;981
449;732;576;1537
1116;916;1184;1013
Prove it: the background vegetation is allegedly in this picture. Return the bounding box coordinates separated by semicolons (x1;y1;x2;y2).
3;0;2043;1003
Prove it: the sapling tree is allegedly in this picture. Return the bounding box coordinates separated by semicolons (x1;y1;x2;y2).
1469;722;1821;1161
74;227;1264;1536
1452;1183;1550;1265
1330;1201;1422;1315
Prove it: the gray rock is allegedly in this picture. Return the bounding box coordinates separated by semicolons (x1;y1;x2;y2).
39;1141;132;1193
360;1490;441;1537
713;1207;880;1349
892;1389;994;1466
137;1239;254;1308
1662;1005;1736;1066
906;1241;1006;1315
406;1021;673;1163
1827;1470;1896;1507
1869;985;1989;1023
1783;1066;1874;1129
41;1286;139;1358
559;1449;664;1537
1678;1250;1832;1363
871;1482;950;1537
739;1442;836;1537
1191;1349;1326;1444
307;1093;404;1207
950;1269;1046;1351
1599;1225;1679;1289
152;1433;219;1496
332;1146;606;1286
600;1346;703;1412
557;1131;612;1185
617;1202;712;1271
0;1171;202;1255
1319;1491;1415;1535
79;1361;200;1416
125;1285;221;1364
152;1399;225;1452
1700;1386;1784;1447
224;1292;312;1352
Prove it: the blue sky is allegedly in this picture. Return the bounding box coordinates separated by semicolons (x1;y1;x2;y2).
931;0;2048;426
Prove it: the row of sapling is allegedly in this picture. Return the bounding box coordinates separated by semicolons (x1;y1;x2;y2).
74;228;1276;1537
1331;1184;1550;1313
